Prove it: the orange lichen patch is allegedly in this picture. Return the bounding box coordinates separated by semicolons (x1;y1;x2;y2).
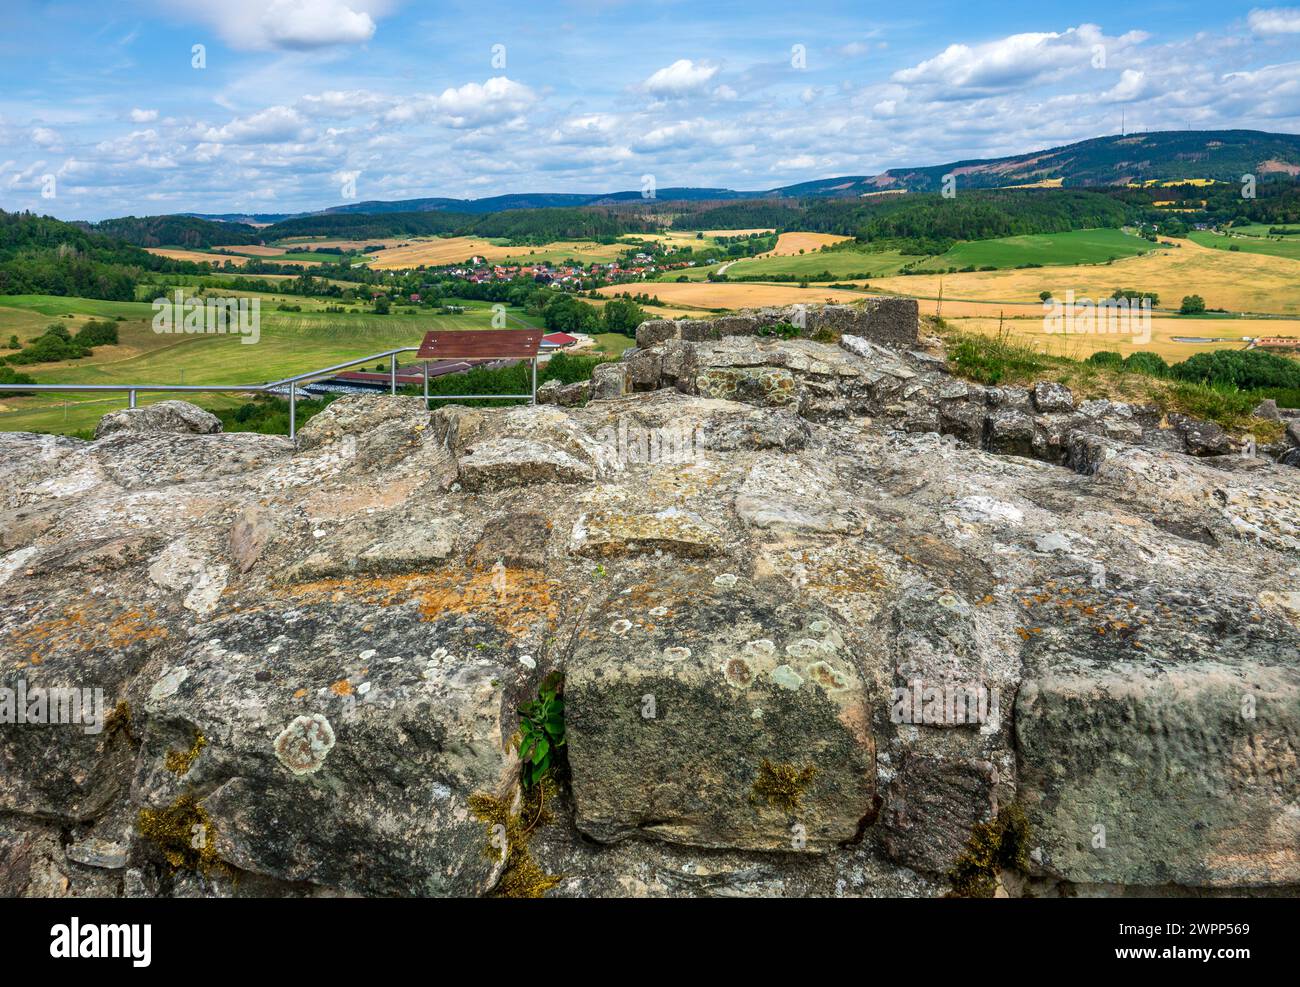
330;679;353;696
3;604;169;664
106;609;169;648
1013;581;1153;649
283;567;560;638
292;688;308;699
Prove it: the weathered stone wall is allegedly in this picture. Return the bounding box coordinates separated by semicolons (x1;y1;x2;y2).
3;325;1299;900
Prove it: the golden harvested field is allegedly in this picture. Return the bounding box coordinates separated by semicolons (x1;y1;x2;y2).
367;236;626;270
146;248;324;268
763;232;854;256
278;237;407;250
862;237;1300;316
597;281;868;310
212;244;286;256
945;314;1300;362
702;228;775;237
148;247;249;266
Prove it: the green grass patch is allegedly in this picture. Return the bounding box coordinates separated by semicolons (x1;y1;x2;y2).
930;229;1158;270
1189;230;1300;262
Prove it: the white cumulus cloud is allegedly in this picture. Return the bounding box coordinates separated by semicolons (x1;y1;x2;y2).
162;0;390;51
642;59;720;96
1248;7;1300;34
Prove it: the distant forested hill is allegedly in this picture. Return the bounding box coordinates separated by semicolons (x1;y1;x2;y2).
677;189;1133;246
0;209;201;300
261;207;656;242
90;214;262;248
854;130;1300;193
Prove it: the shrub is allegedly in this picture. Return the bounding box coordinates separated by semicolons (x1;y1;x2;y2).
0;365;36;396
1086;351;1124;369
1171;349;1300;391
75;319;119;347
7;329;92;365
1123;351;1169;377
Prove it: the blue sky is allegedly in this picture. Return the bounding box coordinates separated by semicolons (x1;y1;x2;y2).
2;0;1299;220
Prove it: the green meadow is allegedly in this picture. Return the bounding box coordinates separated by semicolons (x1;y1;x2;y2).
666;246;915;282
0;293;545;436
1226;222;1300;237
1189;230;1300;262
928;228;1159;269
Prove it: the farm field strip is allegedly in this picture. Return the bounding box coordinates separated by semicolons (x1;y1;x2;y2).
1188;230;1300;262
928;228;1159;268
944;314;1300;362
862;237;1300;316
762;232;854;255
365;236;628;269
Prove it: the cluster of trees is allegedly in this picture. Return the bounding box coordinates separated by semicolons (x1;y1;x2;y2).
676;188;1136;253
4;318;120;365
260;206;655;243
0;364;36;396
0;210;206;300
669;202;803;231
1087;346;1300;396
89;215;261;248
533;292;644;335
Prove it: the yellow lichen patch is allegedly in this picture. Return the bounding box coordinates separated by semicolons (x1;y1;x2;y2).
468;779;563;898
282;568;559;639
330;679;353;696
947;804;1031;898
752;759;817;813
164;731;207;775
137;794;228;876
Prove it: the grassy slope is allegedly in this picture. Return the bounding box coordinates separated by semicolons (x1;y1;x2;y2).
929;228;1159;268
1188;230;1300;262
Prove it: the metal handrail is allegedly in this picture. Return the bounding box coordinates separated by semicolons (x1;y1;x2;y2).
1;344;538;440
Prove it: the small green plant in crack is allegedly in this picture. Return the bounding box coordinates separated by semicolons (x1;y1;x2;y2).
758;320;801;340
517;671;566;787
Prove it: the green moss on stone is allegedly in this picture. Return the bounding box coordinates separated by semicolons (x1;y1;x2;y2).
468;778;562;898
164;731;207;775
137;794;227;876
752;758;817;813
947;803;1031;898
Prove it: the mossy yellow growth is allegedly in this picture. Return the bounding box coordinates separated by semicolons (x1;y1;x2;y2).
752;759;817;813
468;778;562;899
137;794;227;876
947;804;1031;898
164;731;207;775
